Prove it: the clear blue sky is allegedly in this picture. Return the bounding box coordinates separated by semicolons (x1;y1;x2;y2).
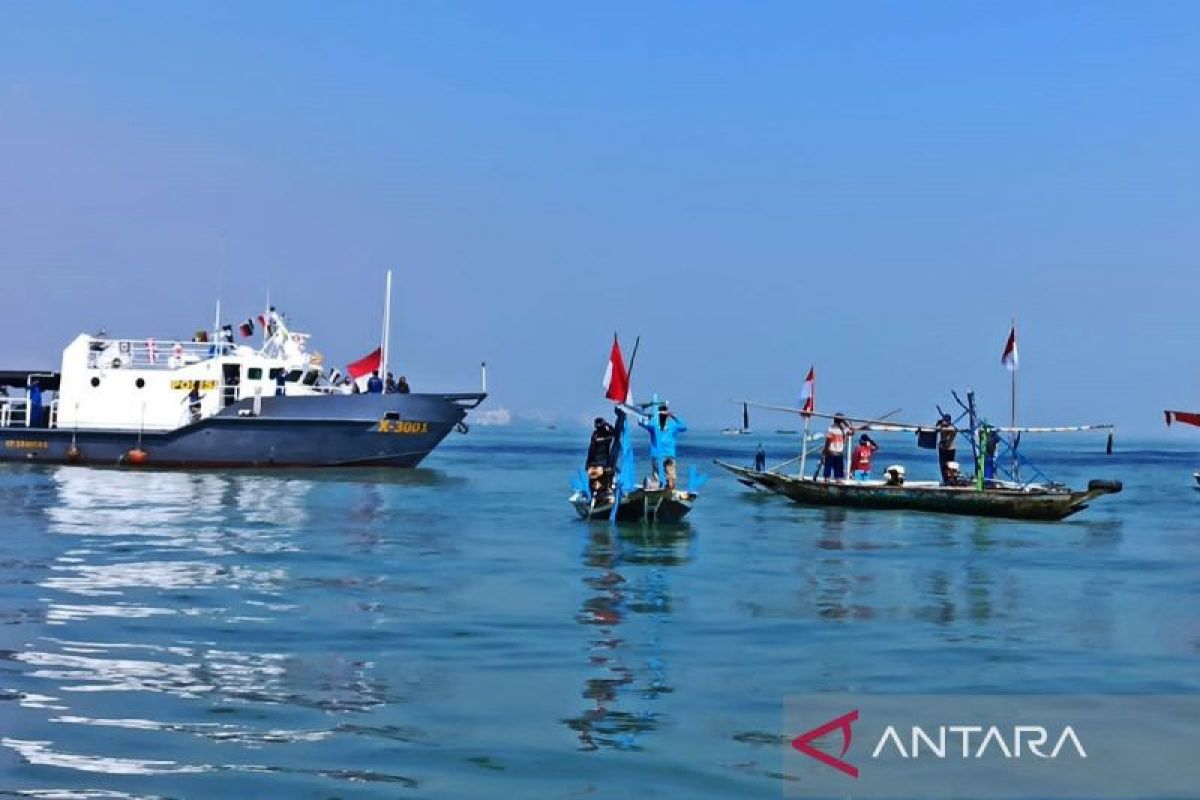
2;2;1198;432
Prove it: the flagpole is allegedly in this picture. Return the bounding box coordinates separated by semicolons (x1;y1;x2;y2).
1010;318;1018;481
799;413;811;477
381;269;393;380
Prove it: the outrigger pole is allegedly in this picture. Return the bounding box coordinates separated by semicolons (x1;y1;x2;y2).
736;400;1114;436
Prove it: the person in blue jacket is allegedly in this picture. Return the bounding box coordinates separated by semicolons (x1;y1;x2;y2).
639;400;687;489
27;380;43;428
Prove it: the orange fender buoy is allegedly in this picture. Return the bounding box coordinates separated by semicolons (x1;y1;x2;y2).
126;448;148;465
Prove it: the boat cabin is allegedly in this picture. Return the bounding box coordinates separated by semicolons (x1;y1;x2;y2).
0;315;338;432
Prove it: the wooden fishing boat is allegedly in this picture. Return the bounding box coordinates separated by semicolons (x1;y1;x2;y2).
715;461;1121;521
569;487;696;524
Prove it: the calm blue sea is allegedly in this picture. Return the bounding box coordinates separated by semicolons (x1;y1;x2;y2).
2;428;1199;798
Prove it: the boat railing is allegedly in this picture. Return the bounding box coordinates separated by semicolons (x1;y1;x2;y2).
86;337;236;371
0;398;31;428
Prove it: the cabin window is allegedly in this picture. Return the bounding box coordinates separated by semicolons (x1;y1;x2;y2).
90;377;100;388
268;368;285;380
286;369;303;382
302;370;319;386
247;368;263;381
383;412;401;421
135;378;145;389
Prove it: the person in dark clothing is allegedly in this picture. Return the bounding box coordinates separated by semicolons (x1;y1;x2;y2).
586;417;616;497
587;417;615;467
936;413;958;484
754;443;767;472
982;424;1001;480
385;372;398;393
366;371;384;394
397;376;411;394
274;370;287;397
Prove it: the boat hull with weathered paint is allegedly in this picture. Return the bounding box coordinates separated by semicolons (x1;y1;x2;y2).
716;461;1121;521
570;487;696;524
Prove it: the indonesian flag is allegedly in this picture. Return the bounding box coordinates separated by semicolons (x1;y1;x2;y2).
602;334;630;403
239;319;254;337
1001;324;1019;371
348;347;382;391
799;366;815;417
1165;410;1200;428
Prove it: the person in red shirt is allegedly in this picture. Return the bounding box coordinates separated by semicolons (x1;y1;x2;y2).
851;434;879;481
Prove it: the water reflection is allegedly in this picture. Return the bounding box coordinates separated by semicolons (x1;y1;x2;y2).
565;526;692;751
3;465;403;782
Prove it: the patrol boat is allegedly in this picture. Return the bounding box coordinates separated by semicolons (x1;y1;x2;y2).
0;311;485;468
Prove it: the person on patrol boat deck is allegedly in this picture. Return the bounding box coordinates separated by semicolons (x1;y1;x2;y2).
385;372;398;393
183;381;205;423
27;380;43;428
367;371;384;394
274;369;287;396
821;413;853;481
397;375;411;394
851;433;879;481
639;400;687;490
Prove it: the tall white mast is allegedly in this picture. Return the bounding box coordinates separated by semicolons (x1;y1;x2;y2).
381;269;393;378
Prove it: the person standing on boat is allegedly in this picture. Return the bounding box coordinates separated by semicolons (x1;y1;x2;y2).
385;372;398;393
821;413;853;481
640;401;687;490
981;423;1001;480
26;380;43;428
754;444;767;472
367;371;384;394
184;381;205;424
586;417;616;497
850;434;878;481
397;375;411;394
936;413;958;484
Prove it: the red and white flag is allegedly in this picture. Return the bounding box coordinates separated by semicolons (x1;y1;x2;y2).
602;335;630;403
799;366;815;416
348;346;382;390
1001;323;1019;371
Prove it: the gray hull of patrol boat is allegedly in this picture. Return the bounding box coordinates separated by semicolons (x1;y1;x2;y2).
0;393;484;468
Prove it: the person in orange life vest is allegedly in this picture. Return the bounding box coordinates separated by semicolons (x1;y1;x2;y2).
851;434;879;481
822;413;853;481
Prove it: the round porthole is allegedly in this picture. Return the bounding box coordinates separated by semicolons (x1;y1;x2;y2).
90;377;101;388
135;378;146;389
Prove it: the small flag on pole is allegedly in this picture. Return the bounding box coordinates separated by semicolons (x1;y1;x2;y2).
799;366;815;416
603;334;630;403
220;324;234;343
347;347;382;391
1001;324;1019;371
239;319;254;338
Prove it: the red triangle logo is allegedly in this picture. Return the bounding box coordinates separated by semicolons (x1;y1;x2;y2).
791;709;859;778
